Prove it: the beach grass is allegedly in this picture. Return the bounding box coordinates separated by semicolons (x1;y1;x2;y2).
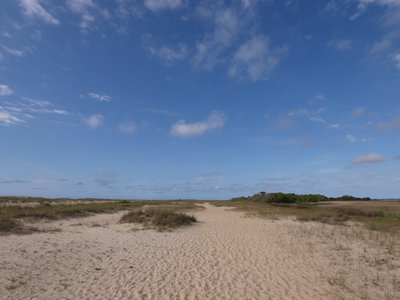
120;208;197;229
212;200;400;233
0;197;203;234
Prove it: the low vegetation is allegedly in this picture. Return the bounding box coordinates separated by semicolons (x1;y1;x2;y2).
120;208;196;230
0;197;203;234
213;198;400;233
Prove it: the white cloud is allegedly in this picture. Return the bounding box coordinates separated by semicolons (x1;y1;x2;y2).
288;108;309;117
0;84;13;96
149;43;188;62
313;93;326;101
68;0;94;12
351;0;400;21
287;106;327;125
241;0;254;9
18;0;59;25
0;110;25;126
327;39;353;51
88;92;111;102
329;123;340;129
0;98;70;126
353;153;386;165
27;99;70;115
170;111;226;138
392;52;400;70
144;0;183;11
345;134;357;143
228;35;284;81
194;7;241;70
119;121;138;134
310;116;326;123
67;0;110;31
1;46;26;57
84;114;103;128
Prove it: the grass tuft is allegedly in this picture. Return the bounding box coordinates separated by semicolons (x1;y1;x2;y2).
120;208;196;230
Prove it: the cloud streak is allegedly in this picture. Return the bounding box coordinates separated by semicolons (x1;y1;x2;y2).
149;43;188;63
88;92;111;102
170;111;226;138
18;0;60;25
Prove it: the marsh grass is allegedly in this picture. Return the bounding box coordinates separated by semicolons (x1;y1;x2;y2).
120;208;196;230
0;198;203;234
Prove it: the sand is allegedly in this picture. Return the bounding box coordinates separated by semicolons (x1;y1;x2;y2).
0;203;399;299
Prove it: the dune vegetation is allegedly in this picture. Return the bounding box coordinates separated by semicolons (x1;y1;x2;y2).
120;208;196;230
0;197;202;234
214;193;400;233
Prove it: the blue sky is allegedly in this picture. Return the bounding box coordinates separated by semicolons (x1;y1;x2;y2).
0;0;400;199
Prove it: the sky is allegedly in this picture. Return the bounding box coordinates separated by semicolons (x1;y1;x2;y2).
0;0;400;200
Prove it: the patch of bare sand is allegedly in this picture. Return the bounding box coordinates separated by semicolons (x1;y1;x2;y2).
0;203;399;299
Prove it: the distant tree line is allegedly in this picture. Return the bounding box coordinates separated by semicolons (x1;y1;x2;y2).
231;192;371;203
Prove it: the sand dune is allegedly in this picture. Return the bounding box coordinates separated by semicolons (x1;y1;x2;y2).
0;203;398;299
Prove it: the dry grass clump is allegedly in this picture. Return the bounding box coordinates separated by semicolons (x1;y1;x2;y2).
120;208;196;230
212;200;400;233
0;199;202;234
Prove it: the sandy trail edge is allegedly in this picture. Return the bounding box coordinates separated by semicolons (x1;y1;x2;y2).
0;203;398;300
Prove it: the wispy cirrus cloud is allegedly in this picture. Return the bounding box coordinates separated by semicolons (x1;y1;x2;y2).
286;106;327;125
0;97;70;126
144;0;184;12
351;0;400;20
149;43;188;63
192;1;286;81
228;35;285;81
88;92;111;102
1;46;28;58
194;6;242;70
67;0;110;31
0;84;13;96
170;111;226;138
353;153;386;165
18;0;60;25
0;110;25;126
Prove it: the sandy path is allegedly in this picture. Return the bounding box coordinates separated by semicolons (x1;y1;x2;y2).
0;203;398;299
